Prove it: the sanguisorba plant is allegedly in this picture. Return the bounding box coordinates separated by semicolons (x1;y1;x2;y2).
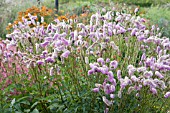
0;7;170;113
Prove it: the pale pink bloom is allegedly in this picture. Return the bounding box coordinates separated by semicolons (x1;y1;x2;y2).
164;92;170;98
102;96;112;106
92;88;100;93
61;50;70;58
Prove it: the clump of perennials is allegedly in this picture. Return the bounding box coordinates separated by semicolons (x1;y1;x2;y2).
1;7;170;112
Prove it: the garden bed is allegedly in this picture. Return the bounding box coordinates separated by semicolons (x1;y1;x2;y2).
0;1;170;113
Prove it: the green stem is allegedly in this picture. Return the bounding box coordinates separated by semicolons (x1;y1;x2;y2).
159;99;168;113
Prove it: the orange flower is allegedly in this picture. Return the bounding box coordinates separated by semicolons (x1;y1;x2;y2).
70;14;77;19
80;13;88;17
6;26;11;30
57;16;68;21
14;21;18;25
7;6;53;32
24;15;29;19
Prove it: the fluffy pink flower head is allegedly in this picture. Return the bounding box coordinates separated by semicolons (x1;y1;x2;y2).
36;60;44;65
97;58;105;65
110;60;118;69
61;50;70;58
134;8;139;13
92;88;100;93
164;92;170;98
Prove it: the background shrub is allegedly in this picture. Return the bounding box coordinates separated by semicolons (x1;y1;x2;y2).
144;6;170;37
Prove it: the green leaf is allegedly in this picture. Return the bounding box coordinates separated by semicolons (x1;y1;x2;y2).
20;100;30;105
13;104;21;112
56;105;65;112
15;111;22;113
31;102;39;109
11;98;15;106
31;108;39;113
24;109;31;113
16;96;32;103
48;103;59;109
74;106;80;113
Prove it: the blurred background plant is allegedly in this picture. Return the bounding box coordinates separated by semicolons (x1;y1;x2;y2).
144;6;170;37
0;0;39;39
6;6;54;33
112;0;169;6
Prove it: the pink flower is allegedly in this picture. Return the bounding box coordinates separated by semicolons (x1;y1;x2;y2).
117;70;121;80
131;76;139;82
110;94;115;99
150;88;157;94
102;96;112;106
134;8;139;13
44;37;53;42
50;67;54;76
107;72;116;86
104;84;111;94
45;57;55;63
36;60;44;65
155;71;164;79
61;50;70;58
40;41;50;48
110;85;115;93
106;58;110;63
88;69;94;75
61;38;70;46
144;71;153;78
92;88;100;93
141;53;146;61
97;58;105;65
131;28;138;36
104;108;109;113
128;86;135;94
137;67;146;72
110;60;118;69
98;67;109;74
164;92;170;98
85;57;89;64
